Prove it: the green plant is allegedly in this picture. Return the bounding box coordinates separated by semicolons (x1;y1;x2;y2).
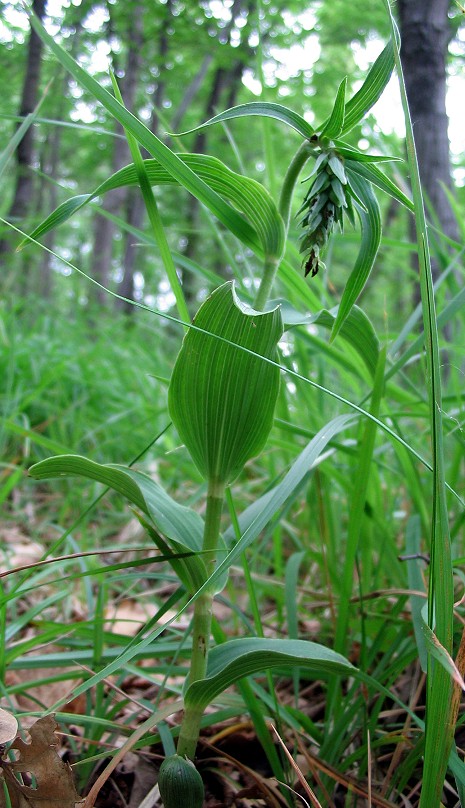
3;6;460;808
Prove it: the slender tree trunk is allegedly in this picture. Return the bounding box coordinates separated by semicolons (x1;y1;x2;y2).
116;191;145;307
180;0;253;308
36;129;60;299
91;2;144;306
0;0;47;278
115;1;173;312
398;0;459;278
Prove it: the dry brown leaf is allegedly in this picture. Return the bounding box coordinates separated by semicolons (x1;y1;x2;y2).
0;714;83;808
0;525;44;569
0;708;18;745
4;668;85;716
104;599;188;636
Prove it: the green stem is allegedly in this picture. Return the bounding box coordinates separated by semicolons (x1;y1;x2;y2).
176;481;225;759
278;140;313;232
253;257;280;312
253;140;313;312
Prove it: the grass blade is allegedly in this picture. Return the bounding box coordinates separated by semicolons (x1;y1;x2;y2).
383;5;454;804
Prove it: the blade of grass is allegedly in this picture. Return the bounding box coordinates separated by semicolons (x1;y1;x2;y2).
333;347;386;658
383;5;454;805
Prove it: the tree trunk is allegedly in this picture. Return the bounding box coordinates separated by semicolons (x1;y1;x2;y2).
115;0;173;312
0;0;47;267
398;0;459;274
180;0;254;309
91;2;144;306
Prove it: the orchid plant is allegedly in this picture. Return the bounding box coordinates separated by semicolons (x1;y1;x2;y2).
24;14;418;806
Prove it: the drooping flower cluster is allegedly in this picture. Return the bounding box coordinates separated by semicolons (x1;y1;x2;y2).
298;148;352;278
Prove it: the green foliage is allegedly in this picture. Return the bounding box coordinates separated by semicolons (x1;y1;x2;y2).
169;282;282;486
2;2;465;806
184;637;355;710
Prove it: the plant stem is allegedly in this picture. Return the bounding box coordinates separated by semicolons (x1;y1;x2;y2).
278;140;313;232
176;481;225;759
253;257;280;312
253;140;313;312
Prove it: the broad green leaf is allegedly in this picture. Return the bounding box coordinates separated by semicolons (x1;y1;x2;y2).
330;170;382;341
319;77;347;139
27;12;263;257
272;301;379;378
341;40;395;135
22;155;285;261
28;455;209;591
184;638;354;710
168;283;283;486
345;159;414;211
172;101;314;140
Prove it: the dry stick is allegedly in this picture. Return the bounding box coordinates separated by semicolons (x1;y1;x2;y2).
270;725;323;808
295;733;398;808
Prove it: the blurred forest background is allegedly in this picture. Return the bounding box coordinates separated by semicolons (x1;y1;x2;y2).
2;0;463;312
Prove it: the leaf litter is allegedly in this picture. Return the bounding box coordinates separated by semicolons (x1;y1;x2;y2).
0;713;83;807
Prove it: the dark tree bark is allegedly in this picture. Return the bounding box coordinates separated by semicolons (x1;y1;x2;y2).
0;0;47;262
398;0;459;272
180;0;254;308
115;0;173;311
91;2;144;306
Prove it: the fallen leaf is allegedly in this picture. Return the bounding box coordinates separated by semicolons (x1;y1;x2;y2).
5;667;85;715
0;708;17;745
0;525;44;569
105;599;188;636
0;714;83;808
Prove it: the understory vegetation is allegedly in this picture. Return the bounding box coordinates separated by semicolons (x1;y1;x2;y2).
1;1;465;807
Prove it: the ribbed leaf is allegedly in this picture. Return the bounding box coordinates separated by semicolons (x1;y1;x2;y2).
320;77;347;139
172;101;314;140
168;282;283;486
273;301;379;378
20;195;92;246
184;638;354;710
330;171;382;341
22;155;285;261
341;40;395;134
334;143;401;164
27;13;263;257
345;158;414;211
28;455;209;591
